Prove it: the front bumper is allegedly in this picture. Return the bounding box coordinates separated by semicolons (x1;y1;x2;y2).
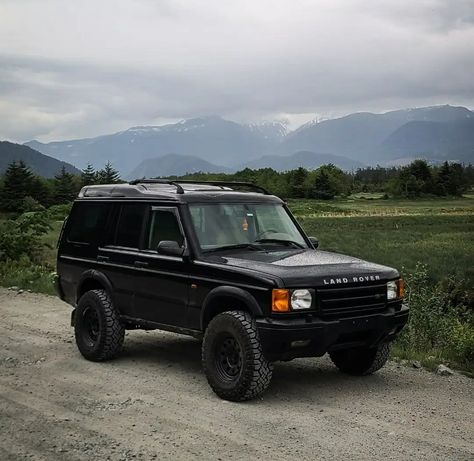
256;305;409;361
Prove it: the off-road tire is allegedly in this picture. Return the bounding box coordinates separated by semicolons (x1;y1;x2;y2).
202;311;273;401
74;289;125;361
329;343;390;376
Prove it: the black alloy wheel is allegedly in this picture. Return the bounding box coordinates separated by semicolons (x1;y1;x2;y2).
214;335;243;382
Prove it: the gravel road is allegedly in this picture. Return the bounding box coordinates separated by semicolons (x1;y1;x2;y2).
0;288;473;461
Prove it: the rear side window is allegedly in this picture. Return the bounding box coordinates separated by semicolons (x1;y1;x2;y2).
114;203;147;248
67;202;111;244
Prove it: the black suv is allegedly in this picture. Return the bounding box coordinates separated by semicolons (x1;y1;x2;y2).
56;180;408;401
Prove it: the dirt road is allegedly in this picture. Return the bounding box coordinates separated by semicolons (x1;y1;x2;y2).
0;289;472;460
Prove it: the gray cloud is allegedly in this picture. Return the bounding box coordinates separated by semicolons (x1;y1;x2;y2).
0;0;473;141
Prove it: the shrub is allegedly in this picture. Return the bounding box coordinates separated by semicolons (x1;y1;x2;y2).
396;263;474;368
0;211;51;263
21;196;45;212
47;203;72;221
0;257;56;295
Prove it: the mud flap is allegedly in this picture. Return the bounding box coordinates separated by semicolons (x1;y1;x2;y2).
70;309;76;327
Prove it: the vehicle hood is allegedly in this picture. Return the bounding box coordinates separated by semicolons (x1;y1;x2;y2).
202;249;399;287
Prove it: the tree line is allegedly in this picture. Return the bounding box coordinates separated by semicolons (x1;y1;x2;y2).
0;161;121;212
0;159;472;213
170;160;473;200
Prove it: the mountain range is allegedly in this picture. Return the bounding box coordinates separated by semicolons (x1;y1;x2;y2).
15;105;474;177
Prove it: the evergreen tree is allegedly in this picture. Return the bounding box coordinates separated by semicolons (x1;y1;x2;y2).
435;162;467;196
81;163;97;186
408;159;434;194
311;169;337;199
53;166;77;204
288;167;308;198
30;176;52;207
0;161;35;211
97;161;121;184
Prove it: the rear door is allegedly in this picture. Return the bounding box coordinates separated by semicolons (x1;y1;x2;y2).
97;202;147;317
132;205;189;326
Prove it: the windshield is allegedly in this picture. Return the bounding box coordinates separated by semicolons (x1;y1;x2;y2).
189;203;308;252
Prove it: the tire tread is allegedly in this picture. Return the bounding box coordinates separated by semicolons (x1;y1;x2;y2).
75;289;124;361
202;310;273;401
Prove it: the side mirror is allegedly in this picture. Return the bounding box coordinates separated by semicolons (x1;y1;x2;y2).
309;236;319;249
157;240;184;257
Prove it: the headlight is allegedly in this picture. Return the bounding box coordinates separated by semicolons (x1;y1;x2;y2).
387;279;404;300
291;289;312;310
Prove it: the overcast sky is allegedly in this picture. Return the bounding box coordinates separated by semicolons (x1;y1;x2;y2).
1;0;473;142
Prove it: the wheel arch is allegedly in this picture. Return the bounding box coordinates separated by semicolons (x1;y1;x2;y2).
200;286;264;331
76;270;114;305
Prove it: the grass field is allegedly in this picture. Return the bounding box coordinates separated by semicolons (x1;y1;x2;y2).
289;198;474;286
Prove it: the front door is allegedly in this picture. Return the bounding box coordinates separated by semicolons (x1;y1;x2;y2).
132;206;189;327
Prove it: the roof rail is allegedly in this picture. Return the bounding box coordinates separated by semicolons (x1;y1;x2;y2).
129;178;184;194
129;179;269;195
172;180;269;195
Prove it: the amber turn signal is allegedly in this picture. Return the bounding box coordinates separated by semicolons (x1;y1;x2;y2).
272;289;290;312
397;278;405;299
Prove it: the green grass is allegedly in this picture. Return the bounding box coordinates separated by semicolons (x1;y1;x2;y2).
298;214;473;284
289;196;474;285
289;196;474;217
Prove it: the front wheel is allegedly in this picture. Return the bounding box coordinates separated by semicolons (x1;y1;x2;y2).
329;343;390;376
202;311;273;401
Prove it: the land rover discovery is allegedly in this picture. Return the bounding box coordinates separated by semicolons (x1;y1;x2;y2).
56;180;408;401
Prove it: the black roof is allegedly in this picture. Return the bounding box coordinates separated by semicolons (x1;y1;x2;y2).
77;180;282;204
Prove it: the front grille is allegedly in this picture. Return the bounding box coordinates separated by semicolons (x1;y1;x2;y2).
317;283;387;319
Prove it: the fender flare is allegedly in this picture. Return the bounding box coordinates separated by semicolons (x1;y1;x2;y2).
200;286;264;330
76;269;114;304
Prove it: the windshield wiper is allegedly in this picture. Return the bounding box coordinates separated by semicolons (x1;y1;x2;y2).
254;238;305;249
204;243;263;253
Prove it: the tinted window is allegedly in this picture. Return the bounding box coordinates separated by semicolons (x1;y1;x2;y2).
67;202;111;244
146;209;184;249
114;203;146;248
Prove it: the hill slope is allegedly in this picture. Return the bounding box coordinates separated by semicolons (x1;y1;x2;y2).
127;153;230;179
0;141;80;177
381;119;474;163
242;151;364;171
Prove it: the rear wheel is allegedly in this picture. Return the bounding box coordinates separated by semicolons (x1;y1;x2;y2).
329;343;390;376
74;289;125;361
202;311;273;401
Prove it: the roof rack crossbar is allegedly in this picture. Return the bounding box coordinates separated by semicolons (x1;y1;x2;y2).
129;178;184;194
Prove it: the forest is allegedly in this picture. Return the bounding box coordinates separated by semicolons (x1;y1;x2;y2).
0;159;473;213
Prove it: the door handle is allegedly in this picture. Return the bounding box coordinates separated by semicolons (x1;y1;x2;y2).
134;260;149;268
97;255;110;262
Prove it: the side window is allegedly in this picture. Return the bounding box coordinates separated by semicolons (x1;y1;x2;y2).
67;202;111;245
114;203;147;248
146;209;184;250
